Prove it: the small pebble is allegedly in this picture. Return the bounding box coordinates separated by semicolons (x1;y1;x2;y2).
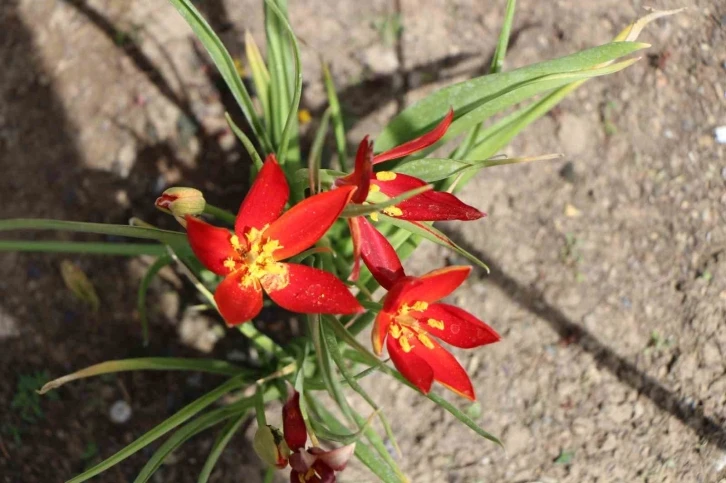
109;400;132;424
715;126;726;144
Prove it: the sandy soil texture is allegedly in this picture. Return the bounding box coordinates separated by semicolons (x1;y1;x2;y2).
1;0;724;482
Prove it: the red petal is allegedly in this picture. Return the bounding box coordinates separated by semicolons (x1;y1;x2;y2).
282;389;307;452
401;266;470;304
420;303;500;348
214;273;263;325
348;217;362;282
372;174;483;221
265;186;356;260
371;310;394;356
235;155;289;235
314;444;356;471
357;216;405;290
411;335;475;400
386;335;434;394
351;137;373;204
261;263;363;315
186;215;236;276
372;108;454;164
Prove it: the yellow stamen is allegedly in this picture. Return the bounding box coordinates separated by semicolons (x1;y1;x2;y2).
427;318;445;330
376;171;397;181
399;335;412;353
410;301;429;312
230;235;242;250
389;323;402;339
383;206;403;217
417;333;435;349
223;258;237;271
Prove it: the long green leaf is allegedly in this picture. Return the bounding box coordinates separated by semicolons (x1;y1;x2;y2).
345;351;501;446
245;30;272;128
322;62;348;171
264;0;302;167
67;375;247;482
137;255;173;346
0;240;166;256
0;219;187;246
340;184;432;218
308;398;403;483
321;321;400;455
375;41;647;151
378;215;489;272
226;112;264;171
197;412;248;483
489;0;517;74
308;107;332;194
40;358;248;395
133;403;247;483
167;0;273;153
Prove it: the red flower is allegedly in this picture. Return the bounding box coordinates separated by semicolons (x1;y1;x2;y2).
282;389;355;483
335;110;484;279
185;155;363;325
363;224;499;400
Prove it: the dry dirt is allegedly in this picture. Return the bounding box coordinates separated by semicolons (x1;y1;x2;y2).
1;0;725;482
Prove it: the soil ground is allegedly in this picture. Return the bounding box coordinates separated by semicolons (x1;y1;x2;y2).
1;0;725;482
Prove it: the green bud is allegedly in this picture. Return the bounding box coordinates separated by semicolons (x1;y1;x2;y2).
155;187;205;217
253;425;290;469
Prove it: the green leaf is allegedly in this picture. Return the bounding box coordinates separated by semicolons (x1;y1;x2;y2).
294;168;346;188
133;403;245;483
225;112;264;171
489;0;517;74
264;0;302;167
375;42;647;151
245;30;272;128
67;376;248;482
166;0;272;153
323;62;348;170
320;320;400;456
378;215;489;273
345;350;502;446
197;412;247;483
307;398;403;483
554;449;575;465
0;240;167;256
308;107;332;194
0;219;188;246
137;255;173;346
340;184;432;218
40;358;248;395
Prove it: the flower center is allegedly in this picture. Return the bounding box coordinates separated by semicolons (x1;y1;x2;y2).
388;301;443;353
224;226;288;288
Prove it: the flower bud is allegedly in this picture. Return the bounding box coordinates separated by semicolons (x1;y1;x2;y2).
155;187;205;217
253;424;290;469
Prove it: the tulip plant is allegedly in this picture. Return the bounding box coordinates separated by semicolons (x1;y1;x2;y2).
0;0;679;481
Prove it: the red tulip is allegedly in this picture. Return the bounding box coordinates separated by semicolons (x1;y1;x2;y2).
335;110;484;280
364;226;499;399
185;155;363;325
282;388;355;483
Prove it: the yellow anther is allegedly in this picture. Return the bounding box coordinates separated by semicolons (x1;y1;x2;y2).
383;206;403;217
298;109;312;125
369;184;381;192
369;212;379;222
417;333;435;349
262;239;282;256
410;301;429;312
427;318;445;330
399;335;413;353
230;235;243;250
389;323;402;339
376;171;397;181
223;258;237;271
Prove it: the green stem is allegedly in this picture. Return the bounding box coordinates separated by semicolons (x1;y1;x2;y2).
203;204;236;226
0;240;166;256
0;218;187;245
